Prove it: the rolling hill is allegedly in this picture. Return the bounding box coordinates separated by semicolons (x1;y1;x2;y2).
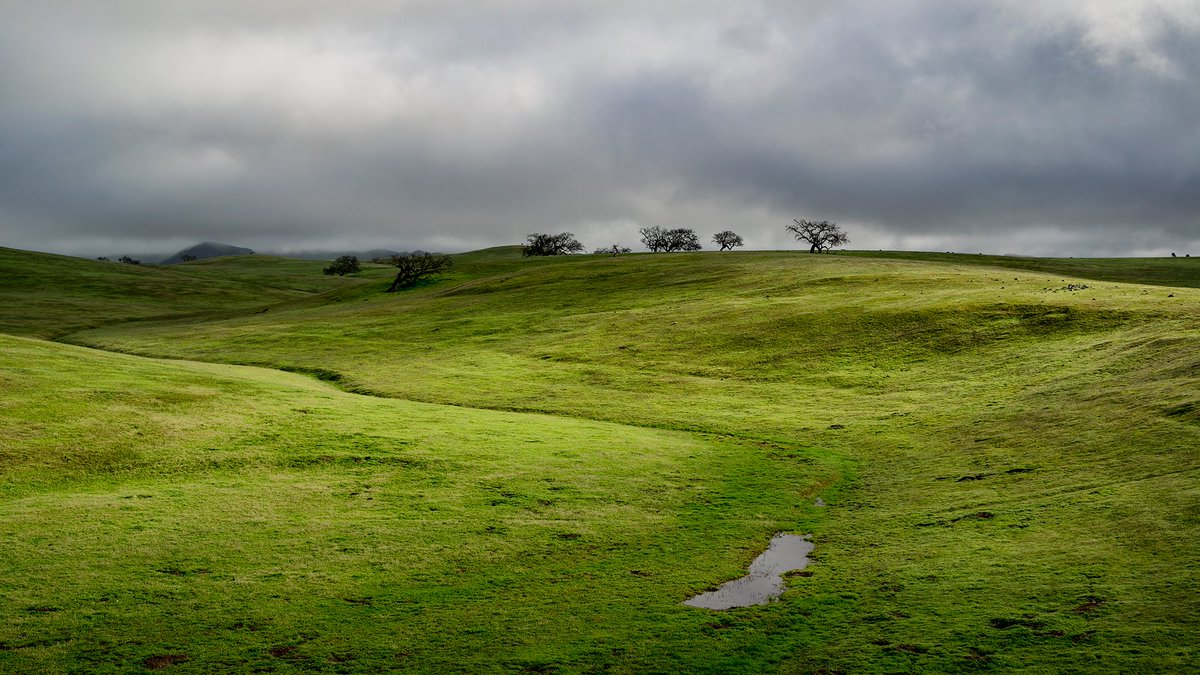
161;241;255;265
1;246;1197;672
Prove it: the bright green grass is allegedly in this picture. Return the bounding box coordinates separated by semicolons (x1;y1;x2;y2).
845;249;1200;289
0;335;832;672
2;247;1199;671
68;250;1198;438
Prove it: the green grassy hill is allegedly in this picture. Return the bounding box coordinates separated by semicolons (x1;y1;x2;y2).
846;249;1200;289
0;247;366;339
1;247;1197;672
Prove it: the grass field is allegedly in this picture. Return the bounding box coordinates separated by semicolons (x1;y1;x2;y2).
2;246;1198;672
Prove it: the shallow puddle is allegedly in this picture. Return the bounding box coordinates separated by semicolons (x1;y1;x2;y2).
683;533;813;610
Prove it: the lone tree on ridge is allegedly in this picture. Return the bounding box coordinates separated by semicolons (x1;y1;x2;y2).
385;252;452;292
323;255;361;276
523;232;584;256
712;231;744;251
785;219;849;253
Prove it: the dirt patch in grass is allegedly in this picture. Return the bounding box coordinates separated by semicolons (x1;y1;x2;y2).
990;617;1046;630
964;647;992;662
158;567;209;577
143;654;188;669
1072;596;1105;614
894;643;927;654
24;605;61;613
952;511;995;522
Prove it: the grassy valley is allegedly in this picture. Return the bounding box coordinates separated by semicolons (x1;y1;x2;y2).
1;246;1197;672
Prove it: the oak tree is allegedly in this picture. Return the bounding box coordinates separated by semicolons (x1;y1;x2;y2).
523;232;584;256
785;219;848;253
712;230;744;251
640;226;702;252
323;255;360;276
385;252;452;292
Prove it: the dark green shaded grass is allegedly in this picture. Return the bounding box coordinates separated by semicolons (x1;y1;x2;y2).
0;248;369;339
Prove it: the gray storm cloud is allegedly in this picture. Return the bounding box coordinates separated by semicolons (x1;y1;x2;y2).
0;0;1197;257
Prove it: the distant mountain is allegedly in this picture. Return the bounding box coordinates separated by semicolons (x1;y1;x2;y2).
271;248;404;261
162;242;254;265
358;248;404;261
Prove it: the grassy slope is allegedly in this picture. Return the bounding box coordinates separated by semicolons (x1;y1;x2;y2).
2;247;1199;671
846;249;1200;289
0;334;828;672
0;247;366;339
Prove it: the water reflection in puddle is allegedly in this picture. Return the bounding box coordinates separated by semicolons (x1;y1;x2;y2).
683;534;813;610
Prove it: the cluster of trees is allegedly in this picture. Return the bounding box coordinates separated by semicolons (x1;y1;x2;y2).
521;228;751;257
519;221;847;258
311;251;454;290
348;218;848;293
522;232;585;256
638;226;702;252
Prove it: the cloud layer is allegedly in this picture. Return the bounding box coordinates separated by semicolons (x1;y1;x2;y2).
2;0;1197;257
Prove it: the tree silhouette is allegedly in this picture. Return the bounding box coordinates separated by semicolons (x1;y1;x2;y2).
523;233;584;256
640;226;702;252
385;253;452;292
323;255;360;276
784;219;848;253
712;231;744;251
593;244;632;256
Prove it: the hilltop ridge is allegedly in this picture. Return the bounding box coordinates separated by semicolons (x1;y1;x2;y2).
161;240;254;264
0;245;1197;672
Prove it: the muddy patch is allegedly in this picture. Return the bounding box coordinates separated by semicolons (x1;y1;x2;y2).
1071;596;1105;614
143;654;188;670
683;534;813;610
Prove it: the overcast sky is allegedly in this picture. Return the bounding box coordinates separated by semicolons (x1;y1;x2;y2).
1;1;1197;258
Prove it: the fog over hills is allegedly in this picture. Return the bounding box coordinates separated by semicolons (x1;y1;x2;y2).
272;248;403;262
